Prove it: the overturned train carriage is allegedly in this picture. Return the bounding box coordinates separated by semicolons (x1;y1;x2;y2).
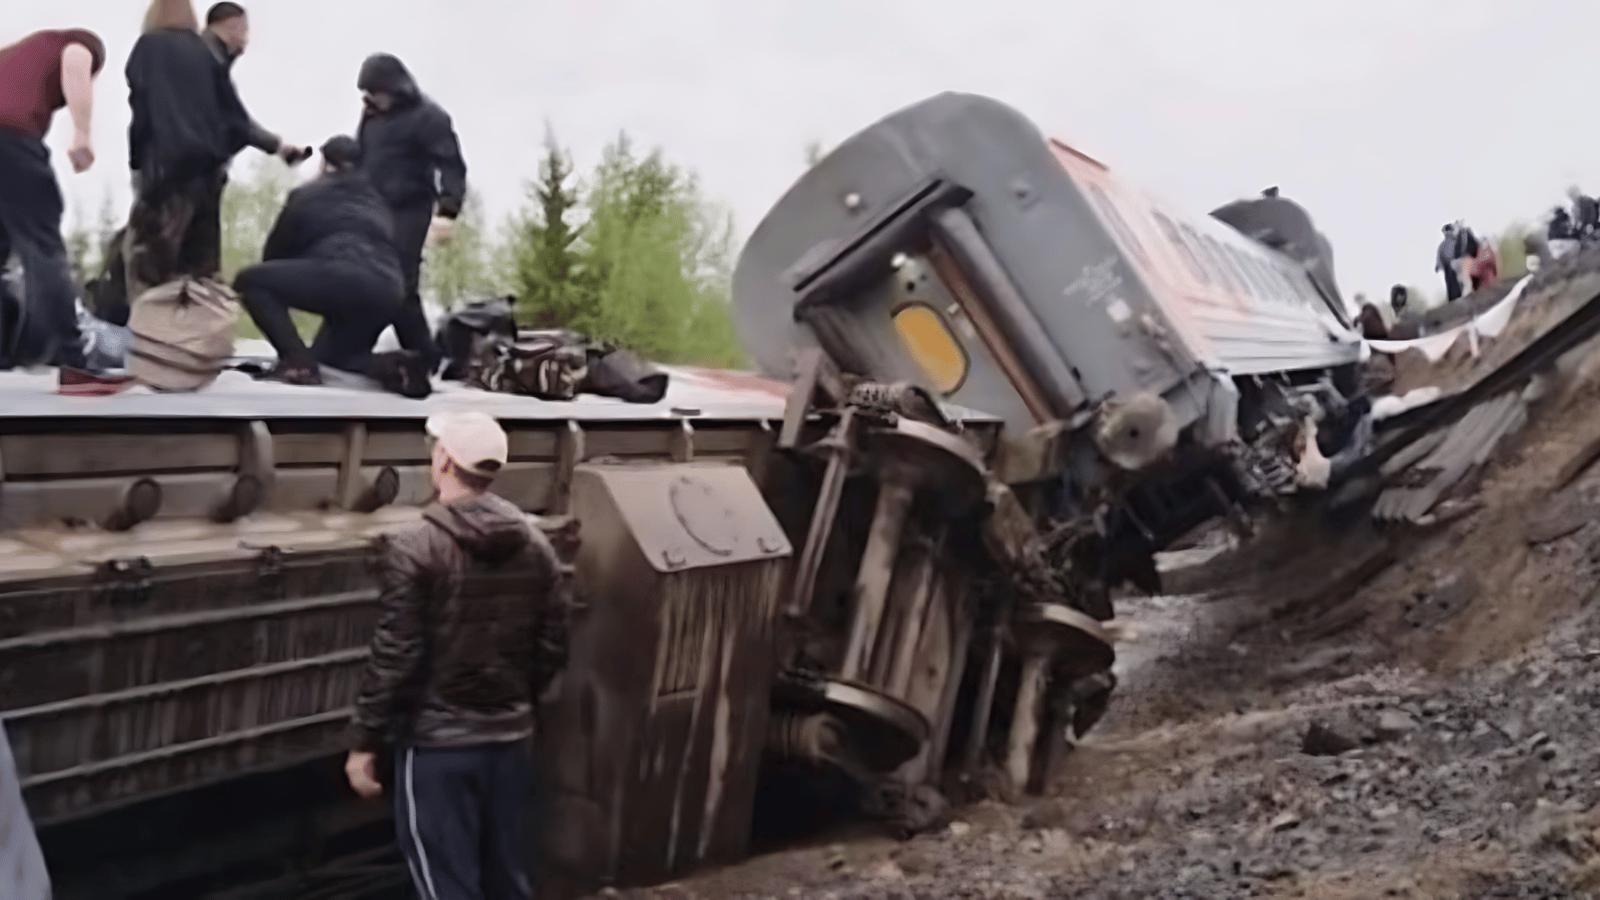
733;90;1372;821
0;363;1023;895
0;370;806;891
4;90;1375;897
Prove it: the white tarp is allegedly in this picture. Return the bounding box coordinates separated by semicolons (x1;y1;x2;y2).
1366;273;1533;362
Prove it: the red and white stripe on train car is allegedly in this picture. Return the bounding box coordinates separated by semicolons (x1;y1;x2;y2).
1048;140;1224;365
1050;139;1353;374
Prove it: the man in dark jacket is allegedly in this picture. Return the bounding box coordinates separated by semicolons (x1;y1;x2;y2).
345;411;567;900
234;136;429;395
1436;224;1463;302
200;3;307;166
0;28;106;371
124;9;254;301
1569;187;1600;241
1550;206;1576;242
355;53;469;369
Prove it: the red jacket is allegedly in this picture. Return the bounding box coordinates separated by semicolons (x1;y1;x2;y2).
0;29;106;138
1471;240;1498;284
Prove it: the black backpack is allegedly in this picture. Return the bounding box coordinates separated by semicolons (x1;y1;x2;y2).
437;297;517;381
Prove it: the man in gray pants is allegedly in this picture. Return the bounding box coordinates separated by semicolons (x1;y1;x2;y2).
2;721;50;900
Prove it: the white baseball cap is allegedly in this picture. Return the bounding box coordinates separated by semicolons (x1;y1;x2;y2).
425;411;509;478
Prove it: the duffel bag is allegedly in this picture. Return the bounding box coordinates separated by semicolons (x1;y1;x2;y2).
466;331;588;400
126;276;239;392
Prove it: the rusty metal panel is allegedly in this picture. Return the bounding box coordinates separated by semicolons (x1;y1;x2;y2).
543;463;791;889
0;433;240;478
582;464;792;572
0;545;381;825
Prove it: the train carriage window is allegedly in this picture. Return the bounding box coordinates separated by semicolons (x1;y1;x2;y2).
1151;212;1212;286
1272;260;1318;306
1225;245;1274;302
1286;266;1325;306
1085;184;1151;267
1242;254;1287;305
1258;256;1302;305
892;302;970;395
1198;233;1250;298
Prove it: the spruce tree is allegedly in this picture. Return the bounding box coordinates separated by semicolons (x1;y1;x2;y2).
513;125;584;328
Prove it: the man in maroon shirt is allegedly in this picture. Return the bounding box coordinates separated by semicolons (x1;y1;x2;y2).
0;28;106;371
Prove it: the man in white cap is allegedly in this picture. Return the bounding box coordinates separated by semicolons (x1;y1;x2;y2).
345;410;567;900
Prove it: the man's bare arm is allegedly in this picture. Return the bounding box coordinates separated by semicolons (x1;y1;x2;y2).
60;43;95;173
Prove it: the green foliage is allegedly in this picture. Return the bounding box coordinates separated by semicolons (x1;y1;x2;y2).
573;133;744;366
1496;222;1530;280
219;158;311;340
63;200;93;289
501;130;746;367
220;158;294;282
107;130;749;365
61;189;119;291
508;127;586;327
422;188;502;309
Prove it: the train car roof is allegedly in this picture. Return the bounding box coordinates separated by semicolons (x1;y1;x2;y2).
0;366;786;423
0;365;1002;425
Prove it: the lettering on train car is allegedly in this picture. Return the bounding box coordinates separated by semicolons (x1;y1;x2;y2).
1061;256;1125;308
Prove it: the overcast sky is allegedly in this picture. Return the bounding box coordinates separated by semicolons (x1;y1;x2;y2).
11;0;1595;308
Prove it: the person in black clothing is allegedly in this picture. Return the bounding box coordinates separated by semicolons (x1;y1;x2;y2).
1436;224;1463;303
1389;284;1409;319
355;53;468;370
1571;187;1600;241
124;0;253;302
200;3;307;167
0;27;106;373
234;136;429;396
1550;206;1575;241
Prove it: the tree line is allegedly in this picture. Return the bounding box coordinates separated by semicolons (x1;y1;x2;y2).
67;130;1534;361
64;128;748;369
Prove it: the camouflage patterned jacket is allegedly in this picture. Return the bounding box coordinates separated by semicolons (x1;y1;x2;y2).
347;493;568;753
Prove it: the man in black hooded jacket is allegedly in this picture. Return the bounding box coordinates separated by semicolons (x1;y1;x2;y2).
355;53;468;370
234;136;429;396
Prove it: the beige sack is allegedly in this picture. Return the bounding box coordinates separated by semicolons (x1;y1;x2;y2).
127;277;240;392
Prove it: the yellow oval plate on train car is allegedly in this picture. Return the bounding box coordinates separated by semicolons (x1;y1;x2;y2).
892;302;969;395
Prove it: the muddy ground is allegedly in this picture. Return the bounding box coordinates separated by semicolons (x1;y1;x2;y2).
594;287;1600;899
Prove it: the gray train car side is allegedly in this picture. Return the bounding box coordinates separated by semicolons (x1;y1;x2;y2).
735;92;1364;491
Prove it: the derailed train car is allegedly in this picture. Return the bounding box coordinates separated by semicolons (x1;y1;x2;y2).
730;89;1371;844
2;91;1372;898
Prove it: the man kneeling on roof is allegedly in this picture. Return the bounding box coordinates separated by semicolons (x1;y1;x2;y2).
234;135;431;396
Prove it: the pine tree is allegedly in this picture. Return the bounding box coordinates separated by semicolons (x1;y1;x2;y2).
575;131;744;366
512;125;584;328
